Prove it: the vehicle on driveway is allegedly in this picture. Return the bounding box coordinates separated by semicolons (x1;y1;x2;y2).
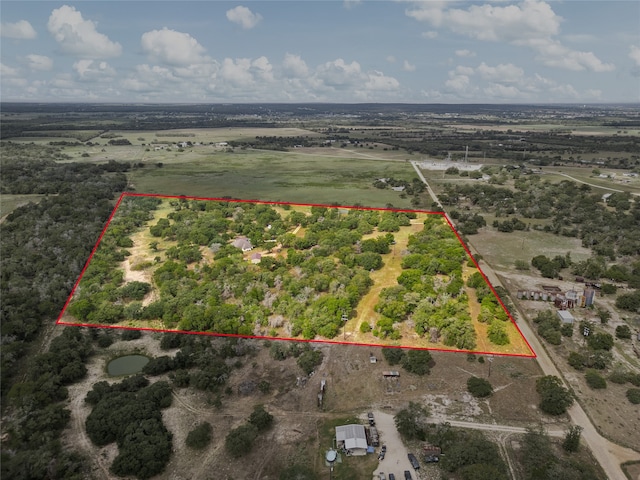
388;474;395;480
368;412;375;426
378;473;385;480
408;453;420;469
403;471;412;480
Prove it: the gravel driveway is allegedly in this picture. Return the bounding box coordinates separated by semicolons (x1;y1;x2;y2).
368;410;417;480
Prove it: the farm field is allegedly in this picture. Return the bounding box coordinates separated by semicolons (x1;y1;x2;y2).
59;194;534;357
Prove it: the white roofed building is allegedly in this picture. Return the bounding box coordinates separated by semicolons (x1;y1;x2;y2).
335;424;368;456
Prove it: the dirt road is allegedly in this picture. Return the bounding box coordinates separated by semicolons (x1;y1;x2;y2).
413;166;640;480
470;252;640;480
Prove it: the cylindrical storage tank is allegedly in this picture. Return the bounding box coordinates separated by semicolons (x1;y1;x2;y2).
542;292;548;301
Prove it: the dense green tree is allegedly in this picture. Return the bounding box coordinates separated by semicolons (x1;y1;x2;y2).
248;404;274;431
536;376;573;415
562;425;583;453
382;347;406;365
615;324;632;339
225;423;259;458
186;422;212;449
297;348;323;375
467;376;493;398
395;402;429;440
587;332;614;351
401;349;433;375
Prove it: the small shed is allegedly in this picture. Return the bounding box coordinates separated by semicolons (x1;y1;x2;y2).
382;371;400;377
250;252;262;264
557;310;575;324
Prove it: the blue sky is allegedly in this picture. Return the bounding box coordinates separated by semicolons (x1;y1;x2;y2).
1;1;639;103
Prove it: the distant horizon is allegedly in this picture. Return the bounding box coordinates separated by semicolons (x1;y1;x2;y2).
2;101;640;107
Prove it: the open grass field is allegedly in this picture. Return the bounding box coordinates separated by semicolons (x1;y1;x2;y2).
0;193;50;218
467;225;592;271
127;149;418;207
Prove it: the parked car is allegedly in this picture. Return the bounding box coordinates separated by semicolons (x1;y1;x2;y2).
388;474;396;480
378;473;386;480
408;453;420;470
403;471;412;480
368;412;375;426
381;444;387;453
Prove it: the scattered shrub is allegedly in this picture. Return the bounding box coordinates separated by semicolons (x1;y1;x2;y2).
467;376;493;398
585;369;606;389
626;388;640;404
186;422;212;449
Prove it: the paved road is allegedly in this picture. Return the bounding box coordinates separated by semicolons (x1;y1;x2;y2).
411;163;640;480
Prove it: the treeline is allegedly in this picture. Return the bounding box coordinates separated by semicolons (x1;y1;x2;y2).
1;157;127;389
2;328;95;479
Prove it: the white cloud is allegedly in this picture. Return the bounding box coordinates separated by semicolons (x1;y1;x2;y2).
1;63;20;77
476;62;524;83
226;6;262;30
521;38;615;72
455;49;476;57
343;0;362;9
442;61;597;101
407;0;613;73
629;45;640;67
47;5;122;58
282;53;309;77
141;28;208;66
364;71;400;91
220;58;254;86
252;56;274;82
445;74;470;94
406;1;448;27
403;60;416;72
26;54;53;71
315;58;363;88
421;31;438;39
73;60;115;80
1;20;37;39
409;0;561;42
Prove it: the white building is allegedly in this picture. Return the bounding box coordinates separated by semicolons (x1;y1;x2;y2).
335;424;368;456
557;310;575;324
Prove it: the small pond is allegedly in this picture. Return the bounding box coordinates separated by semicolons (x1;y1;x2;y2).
107;354;150;376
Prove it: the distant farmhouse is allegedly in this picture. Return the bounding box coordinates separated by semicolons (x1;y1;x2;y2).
232;236;253;252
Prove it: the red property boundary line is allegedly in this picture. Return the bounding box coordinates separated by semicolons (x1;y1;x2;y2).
57;192;536;359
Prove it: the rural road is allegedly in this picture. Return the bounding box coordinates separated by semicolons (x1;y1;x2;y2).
553;172;637;194
412;163;640;480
